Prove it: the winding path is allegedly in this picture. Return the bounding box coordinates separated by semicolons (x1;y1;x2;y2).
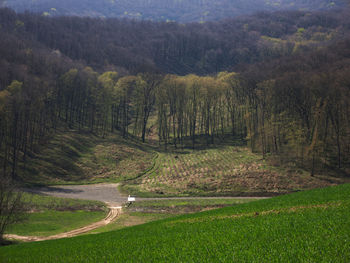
5;184;126;242
5;206;122;242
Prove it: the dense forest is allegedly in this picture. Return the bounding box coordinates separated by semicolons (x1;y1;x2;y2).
0;8;349;75
0;6;349;181
3;0;345;22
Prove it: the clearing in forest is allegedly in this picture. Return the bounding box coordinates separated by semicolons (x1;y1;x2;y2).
122;145;343;197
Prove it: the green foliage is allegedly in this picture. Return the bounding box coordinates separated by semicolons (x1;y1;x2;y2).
297;27;305;34
1;184;350;262
7;80;22;95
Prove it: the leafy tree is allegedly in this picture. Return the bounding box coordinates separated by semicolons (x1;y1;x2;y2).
0;173;26;244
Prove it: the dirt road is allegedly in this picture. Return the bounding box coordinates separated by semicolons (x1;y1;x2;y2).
5;206;122;242
6;183;269;242
22;183;268;204
6;184;125;242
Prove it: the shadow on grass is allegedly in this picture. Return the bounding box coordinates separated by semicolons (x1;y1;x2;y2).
23;187;83;195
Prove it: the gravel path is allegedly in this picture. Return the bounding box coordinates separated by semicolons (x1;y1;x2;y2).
24;183;127;207
24;184;269;204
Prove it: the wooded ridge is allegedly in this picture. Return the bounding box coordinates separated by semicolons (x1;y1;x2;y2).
3;0;345;22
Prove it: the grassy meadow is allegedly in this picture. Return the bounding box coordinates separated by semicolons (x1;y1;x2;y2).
2;184;350;262
5;193;107;237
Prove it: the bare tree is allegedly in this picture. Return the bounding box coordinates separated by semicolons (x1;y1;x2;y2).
0;173;26;244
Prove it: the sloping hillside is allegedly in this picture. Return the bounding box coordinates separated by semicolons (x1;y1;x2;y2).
17;129;155;186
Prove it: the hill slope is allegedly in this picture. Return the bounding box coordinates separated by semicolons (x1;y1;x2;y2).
2;0;345;22
1;183;350;262
15;129;155;185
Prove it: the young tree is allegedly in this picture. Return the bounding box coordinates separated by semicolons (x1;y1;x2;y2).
0;173;26;244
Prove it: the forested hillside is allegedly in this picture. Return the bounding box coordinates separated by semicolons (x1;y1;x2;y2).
3;0;345;22
0;7;349;182
1;8;349;75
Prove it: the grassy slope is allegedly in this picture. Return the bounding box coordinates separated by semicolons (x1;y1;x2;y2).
122;145;344;197
19;129;155;185
2;184;350;262
88;198;258;234
17;128;345;196
5;193;107;237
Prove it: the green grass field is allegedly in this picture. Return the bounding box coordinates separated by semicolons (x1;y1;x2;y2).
122;145;340;197
88;198;258;234
2;184;349;262
5;193;107;237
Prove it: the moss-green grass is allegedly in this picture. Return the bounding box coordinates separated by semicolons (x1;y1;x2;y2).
20;193;106;211
88;198;258;234
6;211;105;237
2;184;349;262
131;198;257;208
5;193;107;237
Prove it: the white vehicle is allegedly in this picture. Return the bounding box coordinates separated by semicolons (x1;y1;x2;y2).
128;195;136;202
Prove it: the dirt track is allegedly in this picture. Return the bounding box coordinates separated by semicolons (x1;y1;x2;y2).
5;206;122;242
6;184;126;242
22;183;268;204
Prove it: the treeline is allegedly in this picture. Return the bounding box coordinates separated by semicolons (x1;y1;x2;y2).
0;8;350;75
4;0;344;23
240;38;350;175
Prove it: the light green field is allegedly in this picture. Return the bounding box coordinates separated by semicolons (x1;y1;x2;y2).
7;211;105;237
5;193;107;237
88;198;258;234
2;184;349;262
